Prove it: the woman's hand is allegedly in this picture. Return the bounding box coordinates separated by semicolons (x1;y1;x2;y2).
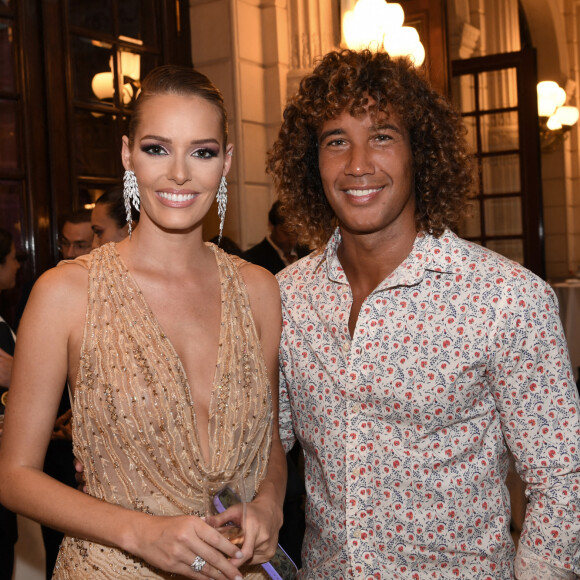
229;493;283;566
73;459;246;578
126;513;244;580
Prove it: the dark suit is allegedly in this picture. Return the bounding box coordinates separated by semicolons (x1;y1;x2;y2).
241;238;286;275
242;239;306;567
0;318;17;579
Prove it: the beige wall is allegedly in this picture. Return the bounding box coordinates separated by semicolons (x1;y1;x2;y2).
189;0;291;250
189;0;339;249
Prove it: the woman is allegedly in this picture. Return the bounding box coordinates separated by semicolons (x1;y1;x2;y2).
0;227;21;578
0;66;286;579
91;187;139;247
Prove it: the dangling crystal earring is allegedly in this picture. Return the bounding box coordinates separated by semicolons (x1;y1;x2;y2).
123;170;141;238
216;176;228;244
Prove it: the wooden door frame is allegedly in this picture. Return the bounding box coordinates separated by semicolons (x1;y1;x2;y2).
452;49;545;278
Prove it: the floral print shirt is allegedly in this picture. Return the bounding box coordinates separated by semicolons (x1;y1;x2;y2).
277;229;580;580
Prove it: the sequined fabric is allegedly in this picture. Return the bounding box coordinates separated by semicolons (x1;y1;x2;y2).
53;243;272;579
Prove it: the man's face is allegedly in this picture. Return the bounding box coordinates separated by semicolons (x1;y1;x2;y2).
270;223;298;256
60;221;93;259
317;104;416;240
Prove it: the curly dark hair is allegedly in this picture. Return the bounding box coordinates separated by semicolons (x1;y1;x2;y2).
267;49;474;249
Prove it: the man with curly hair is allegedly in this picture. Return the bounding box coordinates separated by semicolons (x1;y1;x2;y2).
268;49;580;579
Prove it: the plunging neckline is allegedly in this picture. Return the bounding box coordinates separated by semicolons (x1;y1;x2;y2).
111;242;224;470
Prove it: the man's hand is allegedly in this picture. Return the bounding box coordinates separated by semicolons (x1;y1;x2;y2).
74;457;87;493
52;409;72;440
0;348;13;388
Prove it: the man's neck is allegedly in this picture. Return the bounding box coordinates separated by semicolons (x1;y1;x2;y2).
337;226;418;296
267;234;296;265
336;227;417;337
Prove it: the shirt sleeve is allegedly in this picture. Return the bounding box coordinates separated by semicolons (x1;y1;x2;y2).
278;323;296;455
515;544;578;579
490;281;580;576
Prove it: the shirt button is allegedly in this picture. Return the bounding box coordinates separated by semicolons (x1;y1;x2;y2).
351;404;360;413
353;530;361;538
342;343;350;353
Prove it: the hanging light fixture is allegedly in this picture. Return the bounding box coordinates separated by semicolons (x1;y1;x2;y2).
342;0;425;66
537;80;579;151
91;38;142;106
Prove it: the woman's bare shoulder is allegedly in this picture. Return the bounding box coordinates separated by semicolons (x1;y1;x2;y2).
237;261;281;304
25;260;90;318
237;261;281;341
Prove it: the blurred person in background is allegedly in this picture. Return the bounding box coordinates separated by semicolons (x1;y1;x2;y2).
91;187;139;248
58;209;93;260
208;235;243;257
0;227;22;579
242;201;302;275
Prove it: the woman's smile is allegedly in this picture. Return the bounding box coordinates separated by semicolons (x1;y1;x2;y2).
156;189;200;207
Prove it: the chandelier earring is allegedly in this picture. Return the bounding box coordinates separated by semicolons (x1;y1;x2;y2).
123;170;141;238
216;176;228;244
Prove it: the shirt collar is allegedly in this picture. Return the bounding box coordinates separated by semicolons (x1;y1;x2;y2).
320;227;460;289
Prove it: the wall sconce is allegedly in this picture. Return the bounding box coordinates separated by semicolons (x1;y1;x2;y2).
91;50;141;106
537;80;579;151
342;0;425;66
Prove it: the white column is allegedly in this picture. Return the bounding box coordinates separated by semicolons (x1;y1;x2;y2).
287;0;340;98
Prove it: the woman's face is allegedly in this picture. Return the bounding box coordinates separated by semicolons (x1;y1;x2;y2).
121;93;233;234
91;203;128;248
0;244;20;291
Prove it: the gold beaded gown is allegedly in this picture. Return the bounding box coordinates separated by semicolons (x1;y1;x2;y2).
53;243;271;579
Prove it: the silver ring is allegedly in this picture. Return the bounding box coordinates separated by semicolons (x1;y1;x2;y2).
190;555;206;573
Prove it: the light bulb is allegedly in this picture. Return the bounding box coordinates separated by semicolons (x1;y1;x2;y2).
554;105;579;127
384;3;405;32
537;81;562;118
91;72;114;100
546;115;562;131
343;9;370;50
383;26;424;65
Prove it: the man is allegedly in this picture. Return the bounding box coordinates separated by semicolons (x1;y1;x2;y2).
58;208;93;259
42;208;93;578
242;201;302;274
267;49;580;579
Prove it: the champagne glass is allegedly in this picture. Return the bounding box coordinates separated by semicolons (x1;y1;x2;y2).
203;473;246;547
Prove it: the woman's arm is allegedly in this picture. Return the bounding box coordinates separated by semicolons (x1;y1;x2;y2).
239;263;287;565
0;265;246;580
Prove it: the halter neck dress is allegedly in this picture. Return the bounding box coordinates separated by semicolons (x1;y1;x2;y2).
53;243;271;579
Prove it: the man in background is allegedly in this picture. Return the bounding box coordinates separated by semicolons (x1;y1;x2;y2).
242;201;303;274
58;209;93;260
